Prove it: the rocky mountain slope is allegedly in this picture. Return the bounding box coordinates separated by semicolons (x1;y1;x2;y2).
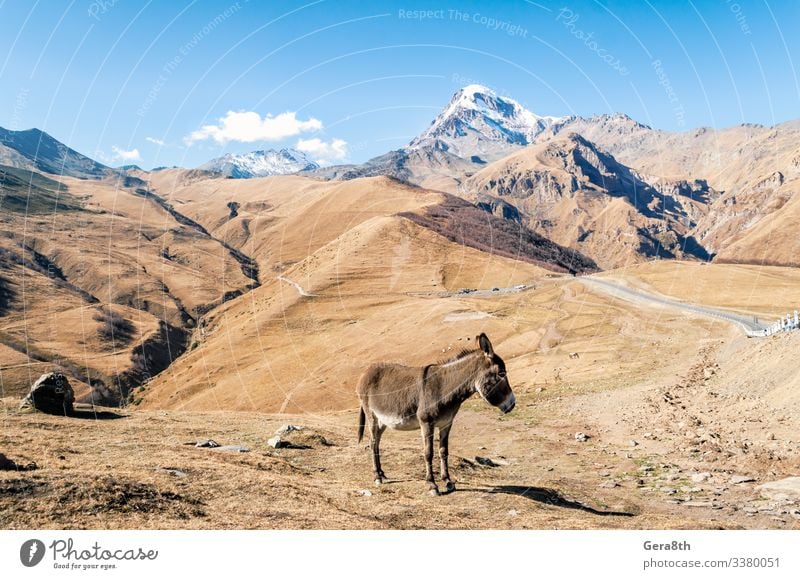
462;133;714;268
0;127;109;179
309;85;799;268
540;116;800;263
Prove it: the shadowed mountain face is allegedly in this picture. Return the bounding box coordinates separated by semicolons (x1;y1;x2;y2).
0;165;85;214
399;194;597;275
0;127;108;179
462;134;715;268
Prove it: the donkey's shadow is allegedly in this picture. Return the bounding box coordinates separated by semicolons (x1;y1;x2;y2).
462;484;636;517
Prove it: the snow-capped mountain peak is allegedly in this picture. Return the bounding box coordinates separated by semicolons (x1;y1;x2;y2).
408;85;565;161
198;148;319;179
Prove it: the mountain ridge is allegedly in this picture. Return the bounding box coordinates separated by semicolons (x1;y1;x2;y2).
198;148;319;178
0;127;109;179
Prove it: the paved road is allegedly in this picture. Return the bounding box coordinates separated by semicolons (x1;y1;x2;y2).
578;276;770;337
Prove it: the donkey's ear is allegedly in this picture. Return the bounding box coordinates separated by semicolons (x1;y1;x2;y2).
477;333;494;356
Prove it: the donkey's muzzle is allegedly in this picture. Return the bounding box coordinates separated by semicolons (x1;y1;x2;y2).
500;393;516;414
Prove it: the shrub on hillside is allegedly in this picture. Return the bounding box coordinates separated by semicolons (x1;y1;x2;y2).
93;307;135;346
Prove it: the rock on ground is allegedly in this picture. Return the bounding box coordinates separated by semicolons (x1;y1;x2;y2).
19;372;75;415
757;478;800;502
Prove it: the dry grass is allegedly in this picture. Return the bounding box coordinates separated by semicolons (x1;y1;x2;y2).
0;405;737;530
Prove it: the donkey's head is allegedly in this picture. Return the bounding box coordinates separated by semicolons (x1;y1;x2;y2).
473;333;515;414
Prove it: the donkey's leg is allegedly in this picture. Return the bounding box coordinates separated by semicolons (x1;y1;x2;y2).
438;421;455;493
420;420;439;496
370;418;387;486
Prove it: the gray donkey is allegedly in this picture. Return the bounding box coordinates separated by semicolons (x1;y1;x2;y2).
357;333;515;496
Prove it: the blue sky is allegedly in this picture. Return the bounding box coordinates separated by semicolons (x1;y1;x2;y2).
1;0;798;169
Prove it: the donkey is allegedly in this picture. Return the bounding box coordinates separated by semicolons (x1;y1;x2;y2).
356;333;515;496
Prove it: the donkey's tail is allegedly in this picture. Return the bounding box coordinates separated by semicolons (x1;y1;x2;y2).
357;407;366;443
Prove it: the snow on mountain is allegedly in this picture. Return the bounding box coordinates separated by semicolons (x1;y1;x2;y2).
198;148;319;178
408;84;566;161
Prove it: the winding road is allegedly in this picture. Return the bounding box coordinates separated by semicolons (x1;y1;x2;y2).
577;276;770;337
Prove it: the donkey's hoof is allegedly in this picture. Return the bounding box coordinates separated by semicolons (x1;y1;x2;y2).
444;481;456;493
429;487;441;497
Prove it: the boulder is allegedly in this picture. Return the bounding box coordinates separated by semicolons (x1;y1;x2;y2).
267;436;288;449
20;372;74;415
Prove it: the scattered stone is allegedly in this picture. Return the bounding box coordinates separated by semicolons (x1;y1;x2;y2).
574;432;590;442
158;468;187;478
691;472;711;483
474;456;501;467
660;487;677;494
194;439;220;448
19;372;74;415
730;475;756;484
267;436;288;449
757;477;800;501
508;509;518;516
275;424;304;436
357;489;372;497
683;500;713;508
599;481;619;489
545;466;554;472
629;440;639;447
638;465;654;473
215;445;250;453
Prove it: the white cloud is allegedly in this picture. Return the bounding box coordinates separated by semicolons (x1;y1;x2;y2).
145;136;165;146
111;146;141;162
185;110;322;145
295;137;348;164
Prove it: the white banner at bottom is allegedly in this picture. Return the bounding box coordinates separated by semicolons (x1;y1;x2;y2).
2;530;799;579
